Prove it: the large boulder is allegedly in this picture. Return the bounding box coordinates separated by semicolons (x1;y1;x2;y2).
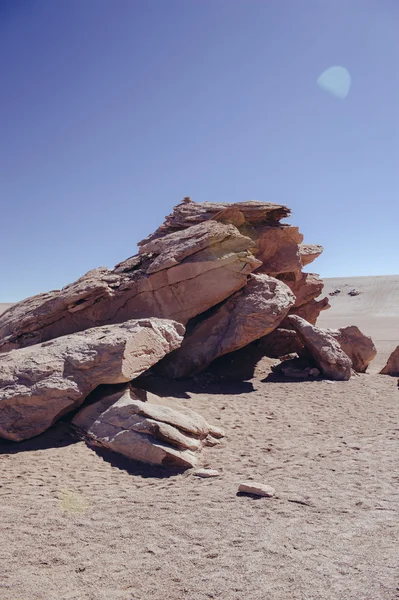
380;345;399;376
0;318;184;441
0;221;260;352
327;326;377;373
287;315;352;381
73;386;224;469
157;274;295;378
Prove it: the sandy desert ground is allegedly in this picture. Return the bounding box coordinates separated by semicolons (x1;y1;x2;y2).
0;276;398;600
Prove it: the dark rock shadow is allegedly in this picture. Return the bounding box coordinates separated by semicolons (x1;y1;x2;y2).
0;422;76;455
134;374;255;399
261;372;324;383
91;445;187;479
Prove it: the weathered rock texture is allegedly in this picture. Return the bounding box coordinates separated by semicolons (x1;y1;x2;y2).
327;326;377;373
0;198;333;451
138;200;291;245
0;221;259;352
299;244;323;266
287;315;352;381
0;318;184;441
380;345;399;376
156;274;295;378
73;386;224;469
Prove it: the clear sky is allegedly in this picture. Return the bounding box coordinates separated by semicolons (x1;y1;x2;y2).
1;0;398;302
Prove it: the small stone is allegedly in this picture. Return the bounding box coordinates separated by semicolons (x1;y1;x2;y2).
208;424;226;439
238;482;275;497
193;469;221;478
203;437;221;447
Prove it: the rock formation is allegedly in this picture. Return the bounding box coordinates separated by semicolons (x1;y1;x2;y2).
0;221;260;352
1;197;373;466
380;345;399;376
73;386;224;469
287;315;352;381
0;318;184;441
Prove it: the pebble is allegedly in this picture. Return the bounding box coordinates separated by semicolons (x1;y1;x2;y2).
238;482;275;497
193;469;221;478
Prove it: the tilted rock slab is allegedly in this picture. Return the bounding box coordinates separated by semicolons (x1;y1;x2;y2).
0;221;260;352
0;318;184;441
73;386;224;469
157;274;295;378
380;345;399;376
327;325;377;373
287;315;352;381
138;199;291;245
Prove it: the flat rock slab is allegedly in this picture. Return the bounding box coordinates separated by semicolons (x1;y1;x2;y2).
193;469;221;478
0;221;260;352
238;482;276;497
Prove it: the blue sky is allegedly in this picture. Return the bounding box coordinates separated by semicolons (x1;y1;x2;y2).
1;0;398;302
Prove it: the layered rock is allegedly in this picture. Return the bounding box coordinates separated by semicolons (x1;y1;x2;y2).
299;244;323;267
73;386;224;469
380;346;399;376
327;326;377;373
0;221;260;352
138;199;291;245
156;274;295;378
248;225;303;276
280;272;325;308
0;318;184;441
287;315;352;381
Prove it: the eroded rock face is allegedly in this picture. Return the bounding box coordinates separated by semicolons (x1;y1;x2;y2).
287;315;352;381
250;226;303;276
0;318;184;441
299;244;323;267
0;221;260;352
327;326;377;373
73;386;224;469
284;297;330;326
280;272;325;308
157;274;295;378
380;346;399;376
138;200;291;245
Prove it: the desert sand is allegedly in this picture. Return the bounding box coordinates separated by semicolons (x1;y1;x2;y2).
1;276;398;600
319;275;399;372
